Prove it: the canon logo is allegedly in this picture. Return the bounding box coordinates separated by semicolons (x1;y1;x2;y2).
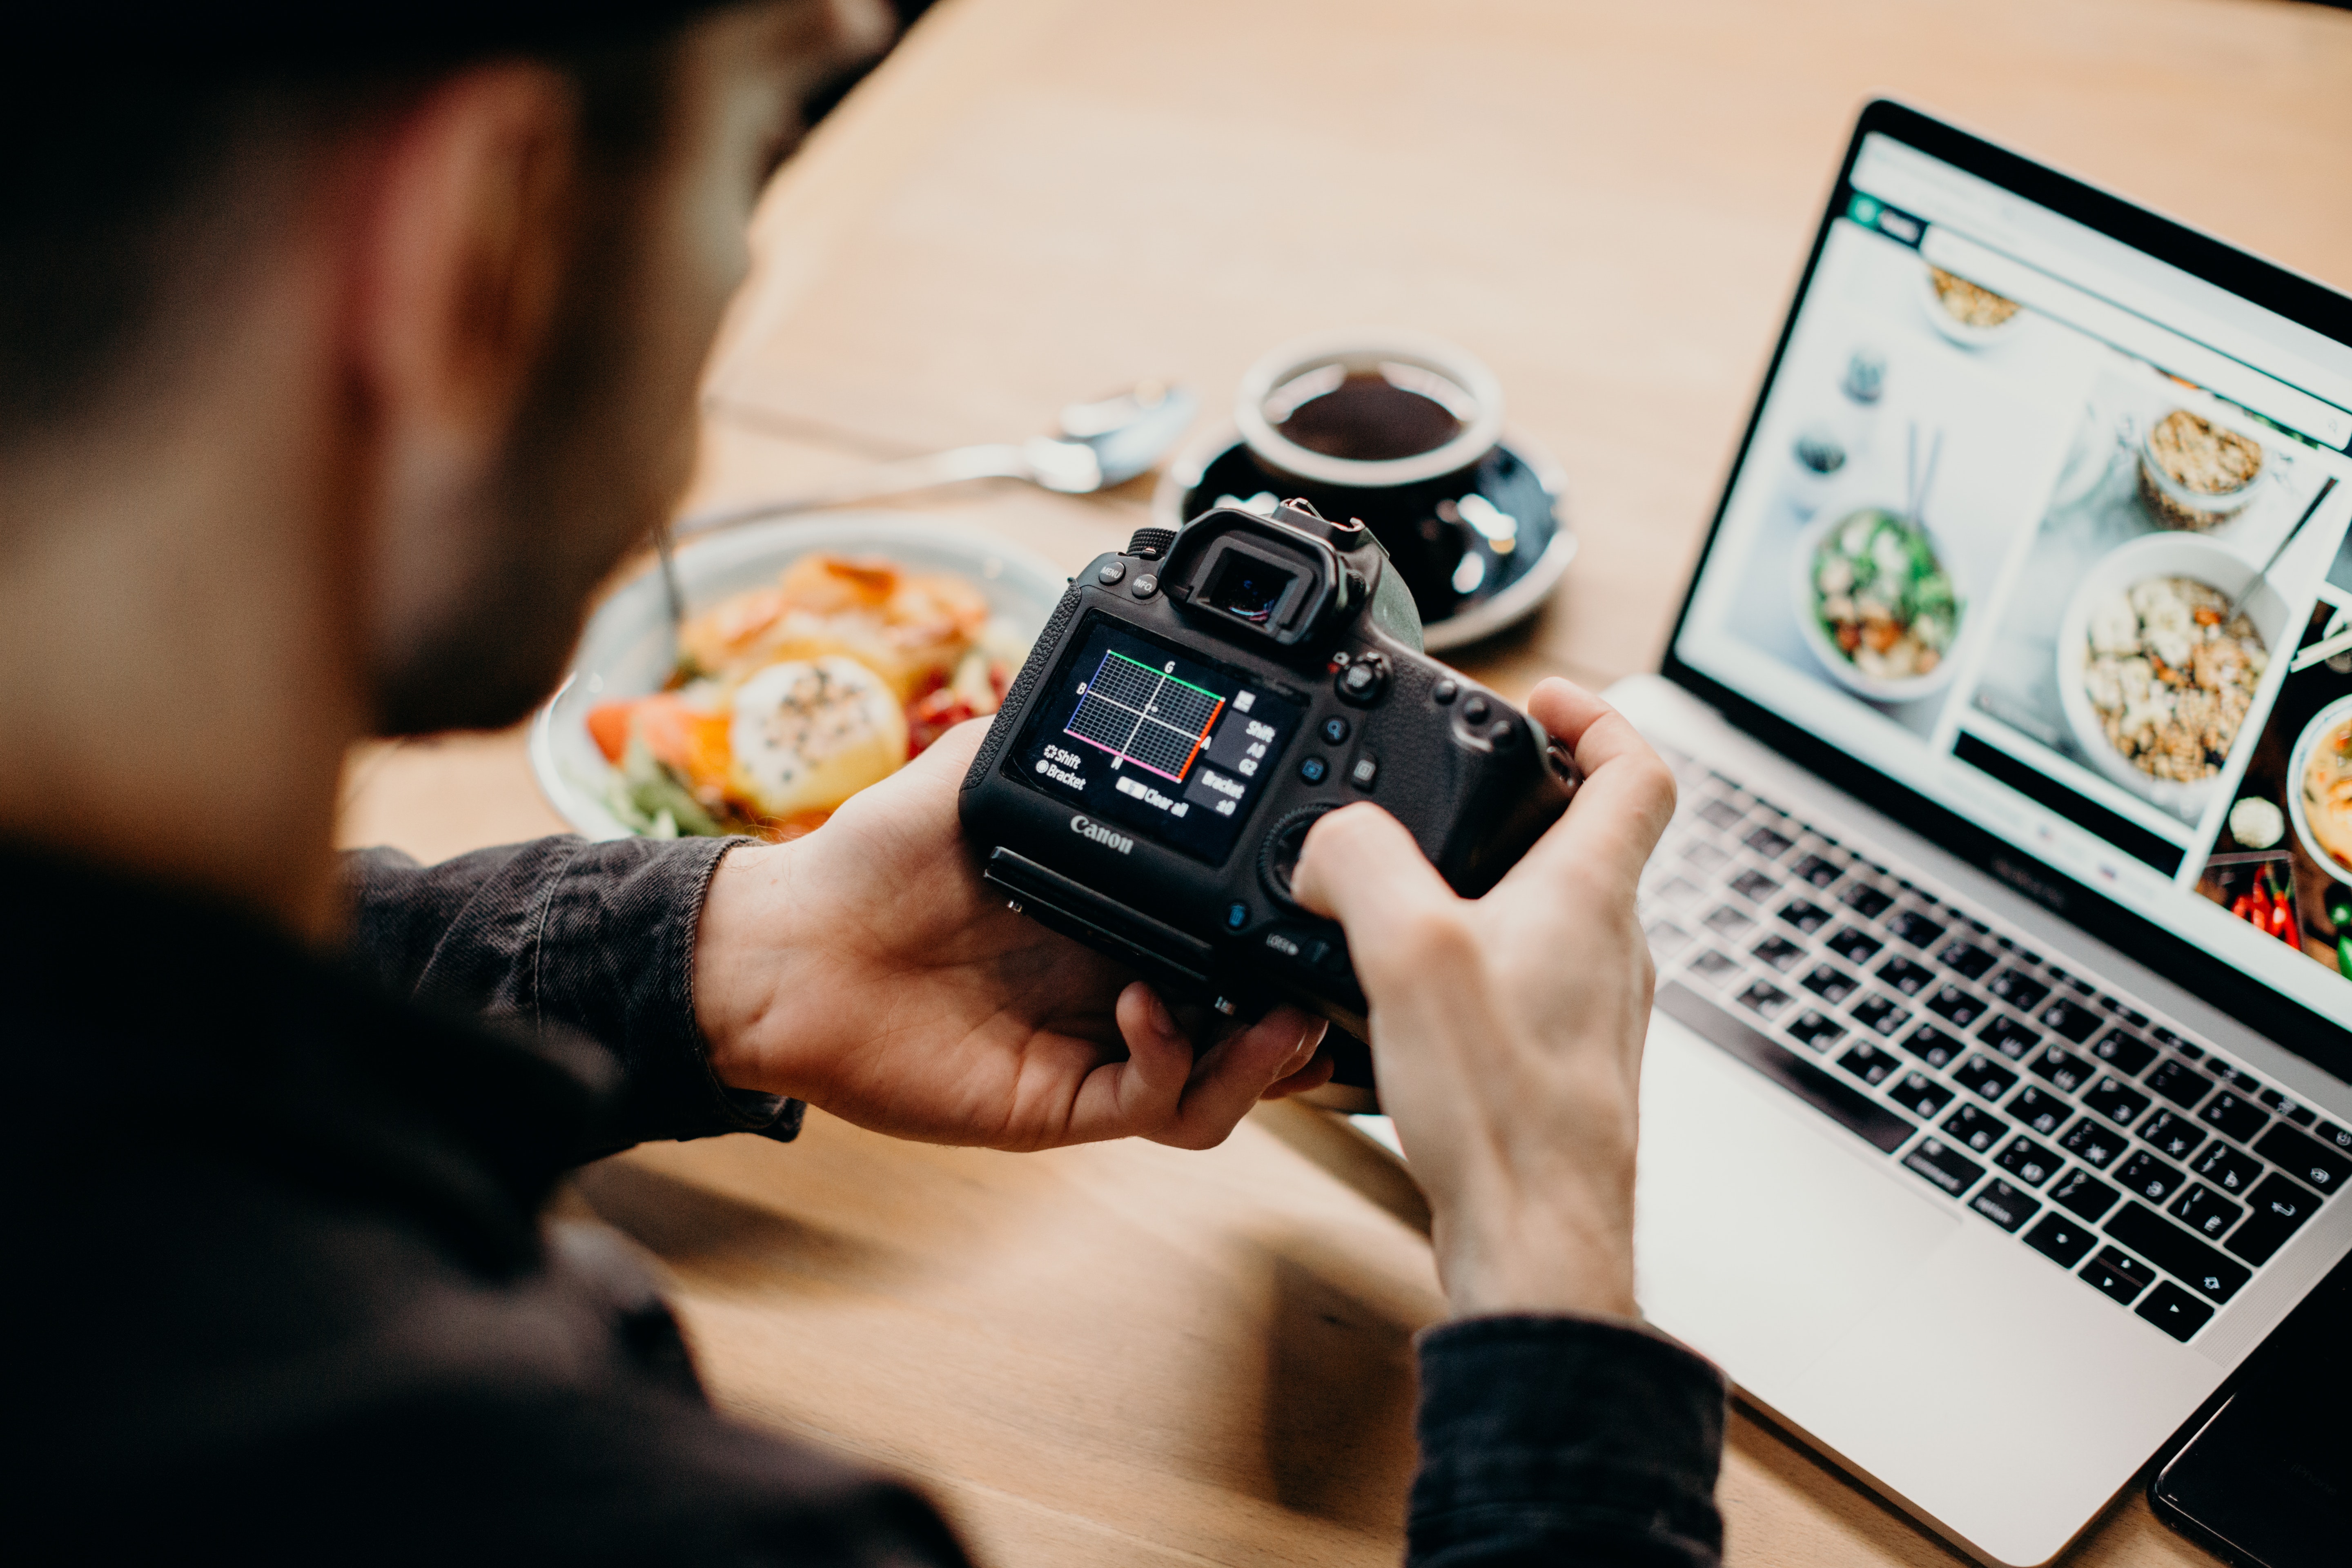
1070;815;1134;855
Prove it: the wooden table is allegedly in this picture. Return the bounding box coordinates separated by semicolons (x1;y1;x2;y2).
338;0;2352;1561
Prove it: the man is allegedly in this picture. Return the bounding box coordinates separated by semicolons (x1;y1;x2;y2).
4;3;1725;1563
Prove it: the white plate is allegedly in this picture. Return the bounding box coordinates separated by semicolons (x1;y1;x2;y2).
530;514;1070;839
2287;694;2352;882
2054;532;2292;820
1789;507;1966;704
1918;262;2022;350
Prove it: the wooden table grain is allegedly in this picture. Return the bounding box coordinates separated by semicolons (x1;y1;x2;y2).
339;0;2352;1561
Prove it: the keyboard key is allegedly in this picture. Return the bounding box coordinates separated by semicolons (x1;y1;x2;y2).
1776;898;1832;935
1840;883;1894;920
2192;1141;2263;1196
1898;1024;1963;1069
2286;1105;2316;1127
2317;1120;2352;1155
1923;986;1987;1029
1646;921;1694;960
2023;1212;2096;1269
2059;1117;2126;1170
2049;1167;2121;1222
1736;979;1794;1019
1952;1053;2019;1103
1889;1071;1954;1120
1750;935;1806;971
2081;1246;2154;1305
1886;910;1945;949
1901;1136;1985;1198
2143;1058;2214;1109
1704;904;1757;936
1824;926;1884;965
2138;1110;2204;1163
2196;1091;2267;1145
1836;1041;1899;1086
1695;797;1745;831
1996;1135;2062;1187
1848;993;1909;1037
2025;1046;2095;1096
2116;1150;2187;1204
2007;1086;2071;1137
1969;1179;2040;1232
1784;1010;1846;1052
1878;957;1935;997
2079;1077;2151;1129
1731;869;1779;903
2168;1183;2243;1241
2035;998;2102;1042
1942;1102;2009;1154
2253;1123;2352;1195
1682;840;1732;872
2135;1281;2214;1341
1743;824;1795;860
1984;968;2051;1011
1800;964;1858;1004
2088;1029;2157;1077
1688;949;1740;983
1934;939;1998;981
2223;1173;2321;1266
2105;1202;2251;1303
1789;853;1841;889
1976;1014;2041;1061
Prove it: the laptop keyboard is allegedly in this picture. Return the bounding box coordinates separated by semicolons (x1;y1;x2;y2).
1641;761;2350;1345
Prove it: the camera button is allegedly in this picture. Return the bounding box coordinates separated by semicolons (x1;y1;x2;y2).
1489;720;1519;748
1432;678;1458;705
1335;651;1390;706
1096;562;1126;585
1462;694;1492;723
1299;755;1329;784
1348;754;1379;791
1225;902;1250;931
1130;574;1160;599
1319;716;1351;744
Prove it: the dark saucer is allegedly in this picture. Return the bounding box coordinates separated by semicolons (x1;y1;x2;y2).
1154;431;1575;651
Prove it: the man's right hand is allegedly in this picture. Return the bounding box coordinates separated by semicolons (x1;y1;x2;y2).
1290;678;1677;1321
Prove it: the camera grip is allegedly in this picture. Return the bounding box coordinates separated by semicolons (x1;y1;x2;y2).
963;582;1083;792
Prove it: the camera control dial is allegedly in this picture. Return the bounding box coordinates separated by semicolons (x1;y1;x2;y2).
1335;650;1390;705
1258;804;1338;907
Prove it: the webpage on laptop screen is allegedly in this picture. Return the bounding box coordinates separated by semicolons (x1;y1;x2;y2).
1673;131;2352;1028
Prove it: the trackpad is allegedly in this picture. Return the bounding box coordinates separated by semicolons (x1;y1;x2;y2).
1634;1012;1957;1391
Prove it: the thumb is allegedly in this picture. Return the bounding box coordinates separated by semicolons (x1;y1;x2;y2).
1290;802;1455;939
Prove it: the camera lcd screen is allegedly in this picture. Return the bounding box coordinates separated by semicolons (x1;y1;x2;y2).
1011;616;1305;863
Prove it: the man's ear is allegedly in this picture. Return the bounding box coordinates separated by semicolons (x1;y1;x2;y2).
350;65;578;467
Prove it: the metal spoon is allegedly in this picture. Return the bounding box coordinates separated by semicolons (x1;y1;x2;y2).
650;381;1195;651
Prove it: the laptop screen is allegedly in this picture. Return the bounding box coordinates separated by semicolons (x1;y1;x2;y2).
1666;108;2352;1051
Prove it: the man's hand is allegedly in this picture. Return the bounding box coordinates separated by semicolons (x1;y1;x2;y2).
695;720;1330;1150
1291;678;1676;1320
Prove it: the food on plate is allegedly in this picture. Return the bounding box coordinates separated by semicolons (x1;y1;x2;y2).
1809;509;1961;682
1928;266;2020;330
2227;795;2284;851
2226;863;2299;947
587;554;1024;839
2080;576;2267;783
2303;714;2352;873
2139;409;2265;530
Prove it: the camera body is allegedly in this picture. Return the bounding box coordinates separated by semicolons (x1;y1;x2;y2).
958;500;1578;1034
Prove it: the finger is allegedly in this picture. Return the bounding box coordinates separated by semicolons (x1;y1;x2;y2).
1289;802;1455;941
1062;982;1195;1142
1260;1047;1337;1100
1504;680;1678;892
1153;1004;1324;1149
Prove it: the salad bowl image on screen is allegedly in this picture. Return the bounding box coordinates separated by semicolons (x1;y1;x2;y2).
959;499;1580;1036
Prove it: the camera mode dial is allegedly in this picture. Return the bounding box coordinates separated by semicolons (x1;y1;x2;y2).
1258;804;1337;908
1334;650;1390;706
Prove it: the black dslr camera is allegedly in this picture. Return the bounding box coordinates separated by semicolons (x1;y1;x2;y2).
958;499;1578;1040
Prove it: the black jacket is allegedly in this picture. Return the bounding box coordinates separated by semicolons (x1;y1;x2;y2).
8;838;1725;1564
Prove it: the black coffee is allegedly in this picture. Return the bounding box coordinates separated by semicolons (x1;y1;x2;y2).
1275;372;1465;462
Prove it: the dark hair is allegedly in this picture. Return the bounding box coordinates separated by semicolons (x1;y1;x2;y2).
0;43;678;445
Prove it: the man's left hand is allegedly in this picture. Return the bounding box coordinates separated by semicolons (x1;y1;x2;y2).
693;719;1332;1149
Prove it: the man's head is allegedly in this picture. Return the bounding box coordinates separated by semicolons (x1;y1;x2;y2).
2;1;889;735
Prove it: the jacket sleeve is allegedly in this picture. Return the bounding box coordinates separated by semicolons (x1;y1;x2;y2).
1408;1315;1728;1568
341;836;802;1156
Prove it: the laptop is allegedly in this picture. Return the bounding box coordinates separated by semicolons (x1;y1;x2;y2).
1362;100;2352;1567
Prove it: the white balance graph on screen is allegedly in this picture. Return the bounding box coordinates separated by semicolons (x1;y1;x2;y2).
1064;650;1226;782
